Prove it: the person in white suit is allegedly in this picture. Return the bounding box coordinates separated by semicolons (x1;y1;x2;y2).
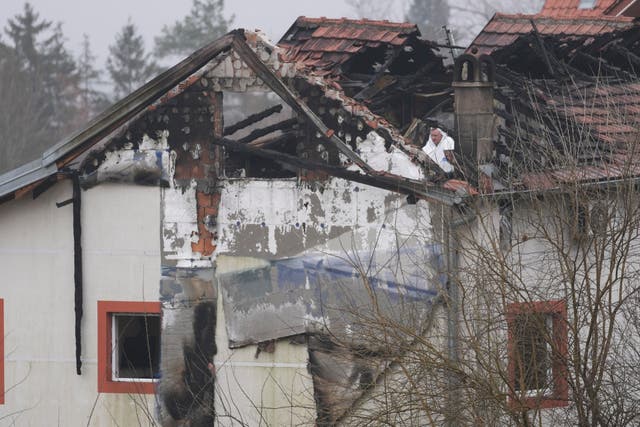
422;127;455;173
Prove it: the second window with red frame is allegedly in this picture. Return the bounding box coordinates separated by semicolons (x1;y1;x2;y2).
506;300;568;409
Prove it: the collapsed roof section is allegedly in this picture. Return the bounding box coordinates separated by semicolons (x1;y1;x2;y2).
279;17;427;74
483;13;640;191
278;17;450;131
0;24;463;207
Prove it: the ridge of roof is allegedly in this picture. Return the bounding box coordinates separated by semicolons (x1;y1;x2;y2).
291;16;417;31
493;12;634;22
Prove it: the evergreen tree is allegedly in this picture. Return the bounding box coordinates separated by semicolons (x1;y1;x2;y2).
0;3;80;172
40;23;80;130
5;2;50;71
107;19;159;100
77;34;109;121
154;0;233;59
0;41;45;173
406;0;450;42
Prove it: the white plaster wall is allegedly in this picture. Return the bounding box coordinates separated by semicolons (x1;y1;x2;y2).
0;181;160;426
217;177;433;258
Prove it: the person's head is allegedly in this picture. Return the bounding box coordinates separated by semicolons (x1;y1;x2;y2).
430;128;443;144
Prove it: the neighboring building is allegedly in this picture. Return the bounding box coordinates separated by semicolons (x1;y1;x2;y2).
0;8;639;427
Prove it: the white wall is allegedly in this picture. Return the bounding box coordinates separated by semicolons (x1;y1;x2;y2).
0;181;160;426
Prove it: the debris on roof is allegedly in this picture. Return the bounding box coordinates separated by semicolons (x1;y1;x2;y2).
278;16;450;134
486;18;640;191
279;17;422;73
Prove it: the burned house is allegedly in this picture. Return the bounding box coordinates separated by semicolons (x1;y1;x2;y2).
1;0;640;424
0;19;464;426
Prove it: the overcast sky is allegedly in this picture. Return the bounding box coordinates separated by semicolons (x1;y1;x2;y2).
0;0;404;65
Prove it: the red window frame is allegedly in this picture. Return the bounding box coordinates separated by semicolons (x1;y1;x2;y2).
97;301;161;394
506;300;568;409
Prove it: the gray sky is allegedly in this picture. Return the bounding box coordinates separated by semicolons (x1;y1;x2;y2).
0;0;374;65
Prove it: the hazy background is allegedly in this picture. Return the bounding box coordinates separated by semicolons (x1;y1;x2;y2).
0;0;400;64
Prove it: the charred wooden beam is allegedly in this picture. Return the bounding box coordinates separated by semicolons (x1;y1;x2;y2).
236;118;299;144
212;138;460;205
354;75;397;101
575;50;631;78
223;104;283;136
354;48;401;101
248;130;301;149
606;43;640;67
529;20;556;77
32;174;59;200
232;34;375;173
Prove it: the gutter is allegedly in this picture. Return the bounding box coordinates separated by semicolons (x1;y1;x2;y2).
56;172;84;375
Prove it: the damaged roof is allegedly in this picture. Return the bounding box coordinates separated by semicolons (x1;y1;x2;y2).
486;13;640;190
0;31;236;202
278;17;422;73
469;13;634;54
0;23;461;206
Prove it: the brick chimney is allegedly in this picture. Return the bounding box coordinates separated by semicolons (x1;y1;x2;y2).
452;53;496;191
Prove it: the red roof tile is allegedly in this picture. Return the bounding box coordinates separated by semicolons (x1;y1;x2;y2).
539;0;625;17
278;16;420;71
469;13;633;54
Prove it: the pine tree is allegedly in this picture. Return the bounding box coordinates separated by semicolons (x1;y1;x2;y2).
5;2;50;72
77;34;109;121
406;0;450;42
107;19;159;100
0;3;80;172
40;23;80;130
154;0;233;59
0;41;45;173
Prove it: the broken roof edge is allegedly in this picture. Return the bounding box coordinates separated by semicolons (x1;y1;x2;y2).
300;73;425;160
0;23;465;207
0;24;381;201
0;31;242;200
0;158;58;202
42;32;239;166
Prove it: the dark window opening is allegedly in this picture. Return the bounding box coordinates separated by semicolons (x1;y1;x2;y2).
222;92;298;178
513;312;553;394
507;300;568;409
113;314;161;380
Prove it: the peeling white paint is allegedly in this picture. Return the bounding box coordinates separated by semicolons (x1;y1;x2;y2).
348;131;424;180
162;177;200;261
139;131;169;150
216;177;432;258
90;131;172;185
